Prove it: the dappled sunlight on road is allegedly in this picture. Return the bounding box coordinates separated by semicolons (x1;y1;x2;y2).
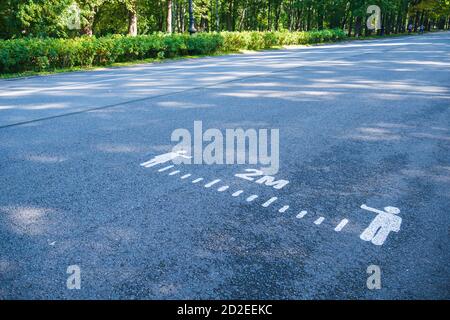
96;143;148;153
156;101;217;109
401;166;450;184
346;127;402;141
0;206;56;236
0;33;449;299
344;122;450;142
1;32;449;128
25;154;67;163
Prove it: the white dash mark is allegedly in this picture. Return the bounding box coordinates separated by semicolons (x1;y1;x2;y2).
143;162;157;168
140;160;157;167
204;179;221;188
217;185;229;192
180;174;192;179
278;205;290;213
168;170;180;176
296;210;308;219
192;178;203;183
158;165;174;172
314;217;325;225
232;190;244;197
262;197;278;207
334;219;349;232
246;195;258;202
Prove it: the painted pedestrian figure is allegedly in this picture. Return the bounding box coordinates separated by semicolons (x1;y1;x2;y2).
140;150;191;167
360;204;402;246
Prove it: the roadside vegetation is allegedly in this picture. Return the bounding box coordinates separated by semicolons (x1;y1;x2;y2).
0;29;347;74
0;0;448;77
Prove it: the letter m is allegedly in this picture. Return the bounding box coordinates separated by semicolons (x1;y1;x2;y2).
255;175;289;189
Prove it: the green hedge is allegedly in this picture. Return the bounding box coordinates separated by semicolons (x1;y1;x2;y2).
0;29;346;74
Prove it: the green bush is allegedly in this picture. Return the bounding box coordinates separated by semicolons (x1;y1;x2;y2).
0;29;346;74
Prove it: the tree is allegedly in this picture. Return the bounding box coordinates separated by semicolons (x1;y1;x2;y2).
1;0;449;39
167;0;173;33
76;0;107;36
125;0;138;36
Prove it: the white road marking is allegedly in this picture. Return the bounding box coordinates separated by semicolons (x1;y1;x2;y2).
262;197;278;207
296;211;307;219
142;151;191;168
139;156;388;244
232;190;244;197
204;179;221;188
314;217;325;225
217;185;229;192
334;219;349;232
361;204;400;215
360;204;402;246
158;165;174;172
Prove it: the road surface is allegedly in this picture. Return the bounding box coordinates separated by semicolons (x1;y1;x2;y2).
0;32;449;299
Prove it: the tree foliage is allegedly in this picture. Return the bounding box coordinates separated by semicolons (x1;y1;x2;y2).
1;0;449;39
0;29;346;73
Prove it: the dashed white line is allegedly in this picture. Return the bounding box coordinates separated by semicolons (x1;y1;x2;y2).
232;190;244;197
296;211;307;219
140;158;357;239
314;217;325;225
204;179;221;188
140;161;157;167
158;165;174;172
334;219;349;232
262;197;278;207
217;185;229;192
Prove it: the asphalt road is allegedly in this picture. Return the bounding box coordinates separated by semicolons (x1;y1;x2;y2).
0;32;449;299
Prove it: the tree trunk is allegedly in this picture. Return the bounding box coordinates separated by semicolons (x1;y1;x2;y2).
128;2;138;36
306;7;311;31
413;11;420;31
227;0;233;31
349;15;354;36
274;0;281;30
317;2;324;30
83;25;93;36
215;0;219;31
82;9;96;36
167;0;173;33
354;16;362;37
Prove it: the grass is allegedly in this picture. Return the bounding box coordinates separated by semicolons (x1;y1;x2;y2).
0;52;232;80
305;30;435;47
0;30;437;80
